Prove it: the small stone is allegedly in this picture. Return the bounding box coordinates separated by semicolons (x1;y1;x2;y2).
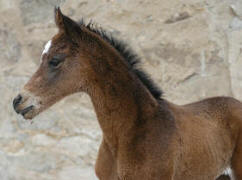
165;12;191;24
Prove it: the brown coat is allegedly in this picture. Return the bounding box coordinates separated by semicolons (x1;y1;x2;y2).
13;8;242;180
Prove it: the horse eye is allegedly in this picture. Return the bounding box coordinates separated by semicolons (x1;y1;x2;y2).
49;58;62;68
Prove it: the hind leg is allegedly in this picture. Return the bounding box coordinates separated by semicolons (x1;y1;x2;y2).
231;134;242;179
216;175;230;180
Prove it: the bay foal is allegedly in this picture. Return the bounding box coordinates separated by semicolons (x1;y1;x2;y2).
13;8;242;180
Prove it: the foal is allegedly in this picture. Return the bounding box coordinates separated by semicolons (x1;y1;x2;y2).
13;8;242;180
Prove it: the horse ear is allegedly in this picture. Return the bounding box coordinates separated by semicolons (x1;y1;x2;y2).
55;7;65;31
54;7;82;43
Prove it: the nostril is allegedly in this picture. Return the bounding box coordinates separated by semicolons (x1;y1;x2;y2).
13;94;22;111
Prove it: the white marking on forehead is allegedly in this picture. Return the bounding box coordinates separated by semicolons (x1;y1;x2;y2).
42;40;52;55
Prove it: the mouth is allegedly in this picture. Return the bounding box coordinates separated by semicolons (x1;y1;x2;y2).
13;91;42;120
17;105;35;119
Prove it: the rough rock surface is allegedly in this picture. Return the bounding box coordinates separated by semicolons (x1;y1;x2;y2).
0;0;242;179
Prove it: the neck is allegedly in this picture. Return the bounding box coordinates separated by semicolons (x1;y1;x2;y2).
86;47;159;153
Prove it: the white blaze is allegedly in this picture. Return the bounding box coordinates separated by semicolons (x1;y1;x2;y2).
40;40;52;62
42;40;52;55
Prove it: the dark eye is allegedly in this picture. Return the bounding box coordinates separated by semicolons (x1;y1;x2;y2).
48;57;62;68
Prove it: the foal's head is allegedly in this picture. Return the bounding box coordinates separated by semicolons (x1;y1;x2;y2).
13;8;106;119
13;7;162;119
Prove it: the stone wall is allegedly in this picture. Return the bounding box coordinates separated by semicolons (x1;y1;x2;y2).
0;0;242;179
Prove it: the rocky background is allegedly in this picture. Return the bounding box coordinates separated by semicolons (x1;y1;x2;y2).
0;0;242;179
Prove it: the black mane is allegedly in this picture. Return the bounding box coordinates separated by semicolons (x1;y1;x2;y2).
79;20;163;100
